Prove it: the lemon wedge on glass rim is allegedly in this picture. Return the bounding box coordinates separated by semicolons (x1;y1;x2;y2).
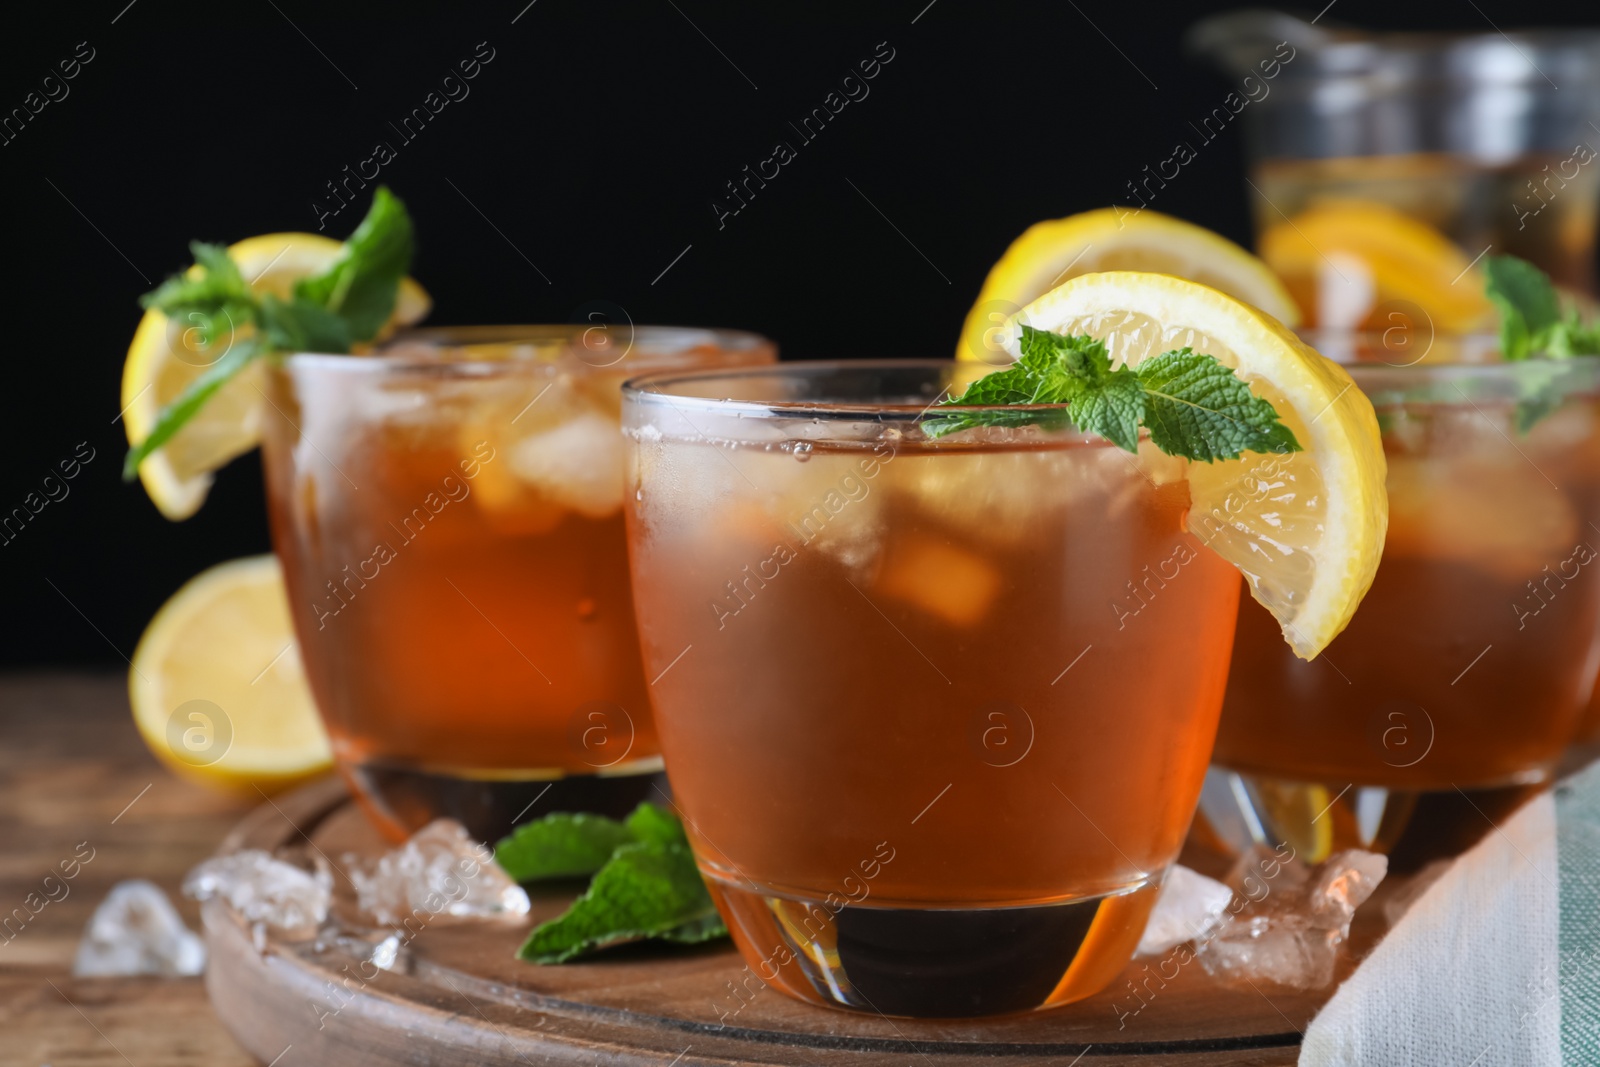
129;555;330;793
121;233;431;520
958;207;1300;364
999;271;1387;659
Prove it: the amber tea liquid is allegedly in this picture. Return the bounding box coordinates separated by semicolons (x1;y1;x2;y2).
626;373;1241;1015
1212;389;1600;865
261;331;771;842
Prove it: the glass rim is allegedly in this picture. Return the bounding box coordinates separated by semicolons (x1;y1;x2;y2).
622;358;1074;424
624;351;1600;424
1301;330;1600;383
280;324;774;376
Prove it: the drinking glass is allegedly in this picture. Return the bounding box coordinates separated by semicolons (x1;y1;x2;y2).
1208;339;1600;863
259;325;774;842
1189;13;1600;308
622;360;1243;1016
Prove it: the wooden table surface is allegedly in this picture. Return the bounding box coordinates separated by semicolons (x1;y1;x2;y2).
0;672;1325;1066
1;672;258;1066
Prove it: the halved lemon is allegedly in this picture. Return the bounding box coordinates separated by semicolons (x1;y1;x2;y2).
123;233;431;520
1259;199;1493;332
130;555;331;793
1003;272;1387;659
959;208;1300;364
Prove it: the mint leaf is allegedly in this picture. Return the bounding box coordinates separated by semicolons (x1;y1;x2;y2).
293;186;414;341
515;841;726;963
1485;255;1562;361
1477;255;1600;431
495;803;685;882
122;340;262;478
258;293;353;354
503;803;728;963
125;189;419;487
920;326;1091;438
1543;313;1600;358
925;328;1301;461
1137;348;1301;462
141;240;255;352
1022;329;1147;449
1513;361;1581;434
494;812;637;882
141;241;250;316
1515;383;1565;434
1067;369;1144;452
625;802;689;847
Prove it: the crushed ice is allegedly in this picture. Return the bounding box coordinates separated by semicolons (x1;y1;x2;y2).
1138;847;1388;990
184;851;332;937
73;880;206;977
347;819;529;927
1136;865;1234;957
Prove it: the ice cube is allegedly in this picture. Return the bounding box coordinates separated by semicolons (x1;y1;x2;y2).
183;851;332;937
1384;455;1577;580
753;448;888;573
899;448;1077;547
1307;848;1388;927
875;535;1001;627
1136;865;1234;957
1196;847;1387;990
73;880;205;977
504;410;625;519
347;820;529;927
1317;253;1376;330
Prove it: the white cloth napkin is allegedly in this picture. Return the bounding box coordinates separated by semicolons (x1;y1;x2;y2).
1300;761;1600;1065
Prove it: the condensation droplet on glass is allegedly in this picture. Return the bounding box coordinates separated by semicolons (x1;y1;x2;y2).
576;597;597;620
635;489;644;501
791;441;813;463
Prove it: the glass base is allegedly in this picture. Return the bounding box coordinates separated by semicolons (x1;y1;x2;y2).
341;757;666;843
1197;767;1545;873
706;873;1161;1017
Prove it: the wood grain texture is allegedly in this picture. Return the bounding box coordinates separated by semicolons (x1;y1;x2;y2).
4;673;1418;1066
0;672;255;1065
204;780;1332;1065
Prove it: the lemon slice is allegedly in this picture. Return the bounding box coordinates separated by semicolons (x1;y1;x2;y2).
1259;199;1493;332
959;208;1300;364
1249;779;1337;864
123;233;431;520
1004;271;1387;659
130;555;331;793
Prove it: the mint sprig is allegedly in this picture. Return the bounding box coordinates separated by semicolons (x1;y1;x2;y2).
924;325;1302;462
496;802;729;963
1485;254;1600;362
1481;255;1600;431
123;186;415;480
494;812;638;882
517;841;726;964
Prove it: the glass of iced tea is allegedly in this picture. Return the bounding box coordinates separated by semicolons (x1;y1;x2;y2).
260;325;774;842
623;360;1243;1016
1189;15;1600;323
1208;343;1600;864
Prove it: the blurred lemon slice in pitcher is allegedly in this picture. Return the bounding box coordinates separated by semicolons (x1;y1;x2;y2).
959;208;1299;364
1259;199;1493;332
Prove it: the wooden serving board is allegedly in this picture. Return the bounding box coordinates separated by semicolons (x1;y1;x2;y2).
202;778;1374;1066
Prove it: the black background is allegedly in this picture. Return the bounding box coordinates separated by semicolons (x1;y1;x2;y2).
4;0;1597;666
